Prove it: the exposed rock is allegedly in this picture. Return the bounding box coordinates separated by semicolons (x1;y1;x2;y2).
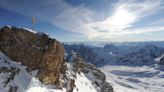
159;57;164;65
60;61;68;75
155;54;164;65
67;52;114;92
0;26;65;85
3;67;19;87
0;26;114;92
101;82;113;92
9;86;18;92
67;79;75;92
74;60;113;92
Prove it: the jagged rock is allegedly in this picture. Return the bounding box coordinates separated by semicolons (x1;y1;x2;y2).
67;52;114;92
155;54;164;65
60;61;68;74
74;60;113;92
67;79;75;92
159;57;164;65
0;26;65;85
0;26;114;92
101;82;113;92
9;86;18;92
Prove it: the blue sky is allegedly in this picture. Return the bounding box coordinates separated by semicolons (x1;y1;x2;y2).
0;0;164;42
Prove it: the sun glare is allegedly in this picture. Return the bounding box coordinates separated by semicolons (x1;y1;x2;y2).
107;7;136;31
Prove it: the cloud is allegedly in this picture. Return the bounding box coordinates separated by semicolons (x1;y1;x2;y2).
0;0;102;38
51;5;101;39
149;18;164;26
0;0;164;40
88;0;164;38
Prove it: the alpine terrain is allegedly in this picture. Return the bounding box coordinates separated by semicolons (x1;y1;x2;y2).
0;26;113;92
65;42;164;92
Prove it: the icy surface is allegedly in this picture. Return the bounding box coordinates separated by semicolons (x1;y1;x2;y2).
65;42;164;92
73;73;97;92
22;28;37;33
101;65;164;92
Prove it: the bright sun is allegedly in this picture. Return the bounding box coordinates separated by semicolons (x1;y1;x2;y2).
106;6;136;31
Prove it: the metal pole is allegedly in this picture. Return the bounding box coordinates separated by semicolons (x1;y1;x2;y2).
32;16;36;30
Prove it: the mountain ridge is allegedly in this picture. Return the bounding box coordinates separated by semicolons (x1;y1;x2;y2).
0;26;113;92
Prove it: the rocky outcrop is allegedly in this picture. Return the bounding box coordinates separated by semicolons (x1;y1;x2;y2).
155;54;164;65
159;57;164;65
66;51;114;92
0;26;114;92
0;26;64;85
74;60;113;92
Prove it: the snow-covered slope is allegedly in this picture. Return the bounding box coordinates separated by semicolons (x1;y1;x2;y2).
101;64;164;92
0;50;113;92
65;42;164;92
0;51;66;92
0;26;113;92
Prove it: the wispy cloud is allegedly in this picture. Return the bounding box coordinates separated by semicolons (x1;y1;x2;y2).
0;0;164;41
88;0;164;38
0;0;100;38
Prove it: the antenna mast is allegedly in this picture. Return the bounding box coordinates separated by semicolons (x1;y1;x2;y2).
32;16;36;30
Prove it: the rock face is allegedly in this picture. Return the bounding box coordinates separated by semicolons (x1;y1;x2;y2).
0;26;64;85
66;51;114;92
159;57;164;65
155;54;164;65
0;26;114;92
74;60;113;92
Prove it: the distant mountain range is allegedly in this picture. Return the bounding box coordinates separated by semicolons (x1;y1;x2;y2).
65;42;164;66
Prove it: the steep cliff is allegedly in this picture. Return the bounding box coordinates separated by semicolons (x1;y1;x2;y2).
0;26;113;92
0;26;64;85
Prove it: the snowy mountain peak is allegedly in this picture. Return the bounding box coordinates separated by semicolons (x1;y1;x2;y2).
0;26;113;92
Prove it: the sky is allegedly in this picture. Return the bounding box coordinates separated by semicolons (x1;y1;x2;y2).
0;0;164;42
